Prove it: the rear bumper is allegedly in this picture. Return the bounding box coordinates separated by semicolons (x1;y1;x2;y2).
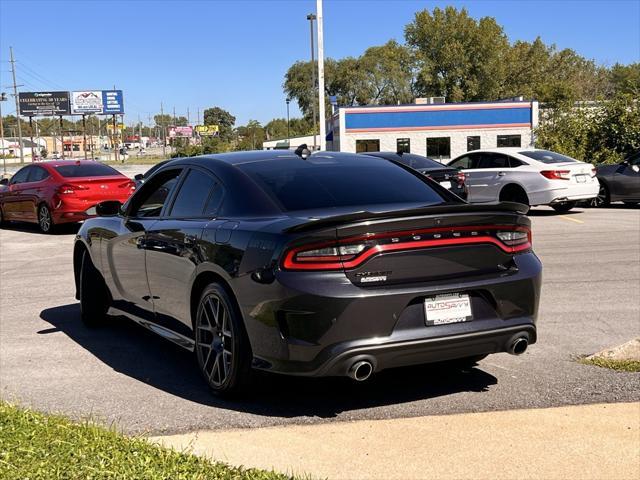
52;195;129;224
241;252;542;377
529;181;599;205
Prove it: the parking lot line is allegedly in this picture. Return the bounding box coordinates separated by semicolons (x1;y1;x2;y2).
558;215;585;224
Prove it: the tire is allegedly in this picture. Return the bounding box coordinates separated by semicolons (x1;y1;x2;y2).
552;201;577;213
592;182;610;207
499;185;529;206
194;283;252;396
0;206;5;227
79;249;110;327
37;203;54;233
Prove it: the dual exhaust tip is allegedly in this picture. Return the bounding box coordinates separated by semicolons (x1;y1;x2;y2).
347;335;529;382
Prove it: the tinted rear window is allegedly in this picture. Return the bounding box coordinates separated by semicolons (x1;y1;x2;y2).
519;150;578;164
54;163;121;178
237;157;447;211
396;154;443;170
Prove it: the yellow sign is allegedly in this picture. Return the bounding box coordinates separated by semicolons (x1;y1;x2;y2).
195;125;219;136
106;123;125;132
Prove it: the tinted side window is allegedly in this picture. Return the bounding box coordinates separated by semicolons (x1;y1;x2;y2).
204;184;224;216
449;155;472;169
10;167;31;184
508;157;525;168
169;170;217;217
478;153;509;169
131;169;181;218
28;166;49;182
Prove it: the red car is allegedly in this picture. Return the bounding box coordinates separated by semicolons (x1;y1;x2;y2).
0;160;135;233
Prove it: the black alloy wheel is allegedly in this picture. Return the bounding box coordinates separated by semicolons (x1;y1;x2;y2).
195;284;251;395
38;204;53;233
79;250;110;327
592;182;610;207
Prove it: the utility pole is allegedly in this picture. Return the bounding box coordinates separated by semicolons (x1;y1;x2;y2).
286;97;290;146
9;47;24;163
160;101;166;157
0;92;7;173
316;0;326;151
307;13;317;150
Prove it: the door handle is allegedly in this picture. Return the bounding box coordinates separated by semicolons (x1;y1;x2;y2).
497;172;506;177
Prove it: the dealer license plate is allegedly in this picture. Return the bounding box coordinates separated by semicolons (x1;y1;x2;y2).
439;181;452;189
424;293;472;326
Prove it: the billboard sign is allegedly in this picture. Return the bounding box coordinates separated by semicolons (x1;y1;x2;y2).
71;91;103;114
71;90;125;115
169;126;193;138
18;91;71;116
195;125;219;136
102;90;124;114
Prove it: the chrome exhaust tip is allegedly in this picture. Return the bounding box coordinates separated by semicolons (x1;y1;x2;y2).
508;337;529;355
348;360;373;381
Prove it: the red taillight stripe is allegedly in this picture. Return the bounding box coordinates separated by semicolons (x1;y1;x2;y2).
283;225;532;271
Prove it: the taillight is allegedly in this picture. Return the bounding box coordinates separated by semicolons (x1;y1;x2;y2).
57;184;89;194
591;168;597;177
119;180;136;191
540;170;571;180
455;171;466;185
283;225;532;271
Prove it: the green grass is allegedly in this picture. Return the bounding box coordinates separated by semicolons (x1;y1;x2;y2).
0;402;292;480
579;357;640;372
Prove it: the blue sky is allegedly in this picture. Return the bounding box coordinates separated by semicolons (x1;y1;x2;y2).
1;0;639;126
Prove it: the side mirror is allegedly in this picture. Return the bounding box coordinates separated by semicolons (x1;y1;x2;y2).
96;200;123;217
134;173;143;181
0;178;8;186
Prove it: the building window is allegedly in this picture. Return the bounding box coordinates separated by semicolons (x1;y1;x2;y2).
356;139;380;153
497;135;521;148
426;137;451;160
467;136;480;151
396;138;410;154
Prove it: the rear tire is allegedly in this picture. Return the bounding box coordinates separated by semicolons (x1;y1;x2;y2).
194;283;252;396
38;203;54;233
79;250;110;327
552;201;577;213
592;182;610;207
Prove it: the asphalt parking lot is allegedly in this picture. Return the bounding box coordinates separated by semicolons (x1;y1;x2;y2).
0;204;638;435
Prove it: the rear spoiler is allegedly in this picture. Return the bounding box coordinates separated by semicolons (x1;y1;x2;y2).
286;202;529;233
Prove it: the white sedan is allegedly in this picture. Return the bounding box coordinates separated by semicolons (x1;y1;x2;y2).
447;148;599;212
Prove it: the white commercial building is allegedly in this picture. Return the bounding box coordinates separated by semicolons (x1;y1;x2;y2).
327;99;539;162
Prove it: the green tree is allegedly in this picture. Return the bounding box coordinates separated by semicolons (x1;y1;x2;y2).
203;107;236;142
609;63;640;97
359;40;414;105
405;6;510;101
235;120;265;151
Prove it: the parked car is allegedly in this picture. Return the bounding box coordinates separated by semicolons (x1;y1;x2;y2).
134;160;171;189
593;150;640;206
447;148;599;212
0;160;135;233
363;152;467;199
74;151;541;396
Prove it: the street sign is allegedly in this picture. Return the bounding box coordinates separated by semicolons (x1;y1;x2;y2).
169;126;193;137
71;90;125;115
18;91;70;116
195;125;219;136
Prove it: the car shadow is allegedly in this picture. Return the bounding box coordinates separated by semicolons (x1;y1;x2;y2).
1;221;80;235
40;303;498;419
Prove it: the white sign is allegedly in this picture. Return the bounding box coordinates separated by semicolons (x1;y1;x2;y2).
71;91;103;114
424;293;472;326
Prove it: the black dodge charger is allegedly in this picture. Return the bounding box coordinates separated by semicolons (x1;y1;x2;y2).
74;150;542;395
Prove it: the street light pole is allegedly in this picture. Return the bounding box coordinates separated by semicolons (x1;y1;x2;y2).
307;13;317;150
286;98;290;147
316;0;326;151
